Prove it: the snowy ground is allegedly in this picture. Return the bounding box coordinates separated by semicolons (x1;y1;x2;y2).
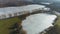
0;4;46;19
0;4;45;15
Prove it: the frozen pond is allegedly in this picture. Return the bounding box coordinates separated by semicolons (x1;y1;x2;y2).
22;13;57;34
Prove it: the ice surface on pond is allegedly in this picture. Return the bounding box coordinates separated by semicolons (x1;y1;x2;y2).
22;13;57;34
40;2;51;5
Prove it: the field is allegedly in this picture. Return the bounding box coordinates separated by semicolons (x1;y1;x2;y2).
0;17;21;34
0;14;60;34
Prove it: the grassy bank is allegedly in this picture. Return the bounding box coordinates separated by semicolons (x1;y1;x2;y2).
0;17;21;34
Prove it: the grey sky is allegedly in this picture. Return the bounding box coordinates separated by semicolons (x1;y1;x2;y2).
0;0;60;4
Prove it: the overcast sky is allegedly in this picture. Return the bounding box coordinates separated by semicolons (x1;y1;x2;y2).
0;0;33;3
0;0;60;4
